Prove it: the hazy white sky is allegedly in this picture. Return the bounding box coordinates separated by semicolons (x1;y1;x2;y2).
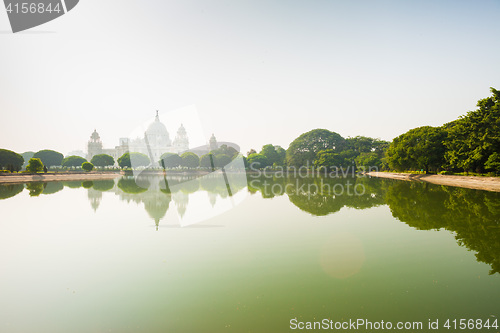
1;0;500;155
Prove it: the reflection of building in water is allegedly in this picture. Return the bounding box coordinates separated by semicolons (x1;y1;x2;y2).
87;188;102;212
87;112;239;163
208;192;217;207
85;174;246;229
173;191;189;218
143;193;171;231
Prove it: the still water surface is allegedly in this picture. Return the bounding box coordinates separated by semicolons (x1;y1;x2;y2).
0;174;499;332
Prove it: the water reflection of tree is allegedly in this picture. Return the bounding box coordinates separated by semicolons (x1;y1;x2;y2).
1;182;64;199
25;182;45;197
93;180;115;192
63;181;83;189
247;176;386;216
42;182;63;195
0;184;24;199
118;177;150;194
384;180;500;275
248;175;500;274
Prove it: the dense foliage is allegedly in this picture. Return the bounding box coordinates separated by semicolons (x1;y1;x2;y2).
62;155;88;167
444;88;500;173
210;144;239;159
215;154;232;168
159;153;181;168
91;154;115;167
82;162;94;172
247;153;270;169
117;152;150;168
385;88;500;174
259;144;286;167
26;158;44;173
0;149;24;172
180;152;200;168
200;153;216;169
386;126;447;173
286;129;345;167
33;150;63;167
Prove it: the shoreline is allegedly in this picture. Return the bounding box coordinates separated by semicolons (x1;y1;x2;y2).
3;170;500;193
367;172;500;192
0;172;122;184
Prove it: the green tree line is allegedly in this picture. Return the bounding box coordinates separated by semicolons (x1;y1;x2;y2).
2;87;498;174
386;88;500;174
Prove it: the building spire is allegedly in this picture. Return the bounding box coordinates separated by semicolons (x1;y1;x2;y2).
155;110;159;121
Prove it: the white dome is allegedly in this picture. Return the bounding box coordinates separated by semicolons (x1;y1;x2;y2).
146;114;169;136
145;112;171;147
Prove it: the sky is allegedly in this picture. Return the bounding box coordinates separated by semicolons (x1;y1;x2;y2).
1;0;500;156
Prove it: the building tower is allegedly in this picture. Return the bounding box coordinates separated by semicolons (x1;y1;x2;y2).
209;133;218;152
173;124;189;153
87;129;103;160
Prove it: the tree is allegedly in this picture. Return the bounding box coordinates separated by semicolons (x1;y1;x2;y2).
215;154;232;168
180;152;200;168
62;155;87;168
117;152;150;168
485;152;500;174
247;149;257;157
210;144;238;158
0;149;24;172
26;158;44;173
33;150;64;167
91;154;115;167
345;136;376;154
159;153;181;168
355;152;383;171
444;88;500;173
275;146;286;166
200;153;216;169
286;129;345;167
260;144;286;167
82;162;94;172
247;153;270;169
314;149;348;171
386;126;447;173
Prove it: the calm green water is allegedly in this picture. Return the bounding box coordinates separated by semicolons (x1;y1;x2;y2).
0;174;498;333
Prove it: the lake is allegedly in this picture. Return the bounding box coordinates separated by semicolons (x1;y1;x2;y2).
0;173;499;332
